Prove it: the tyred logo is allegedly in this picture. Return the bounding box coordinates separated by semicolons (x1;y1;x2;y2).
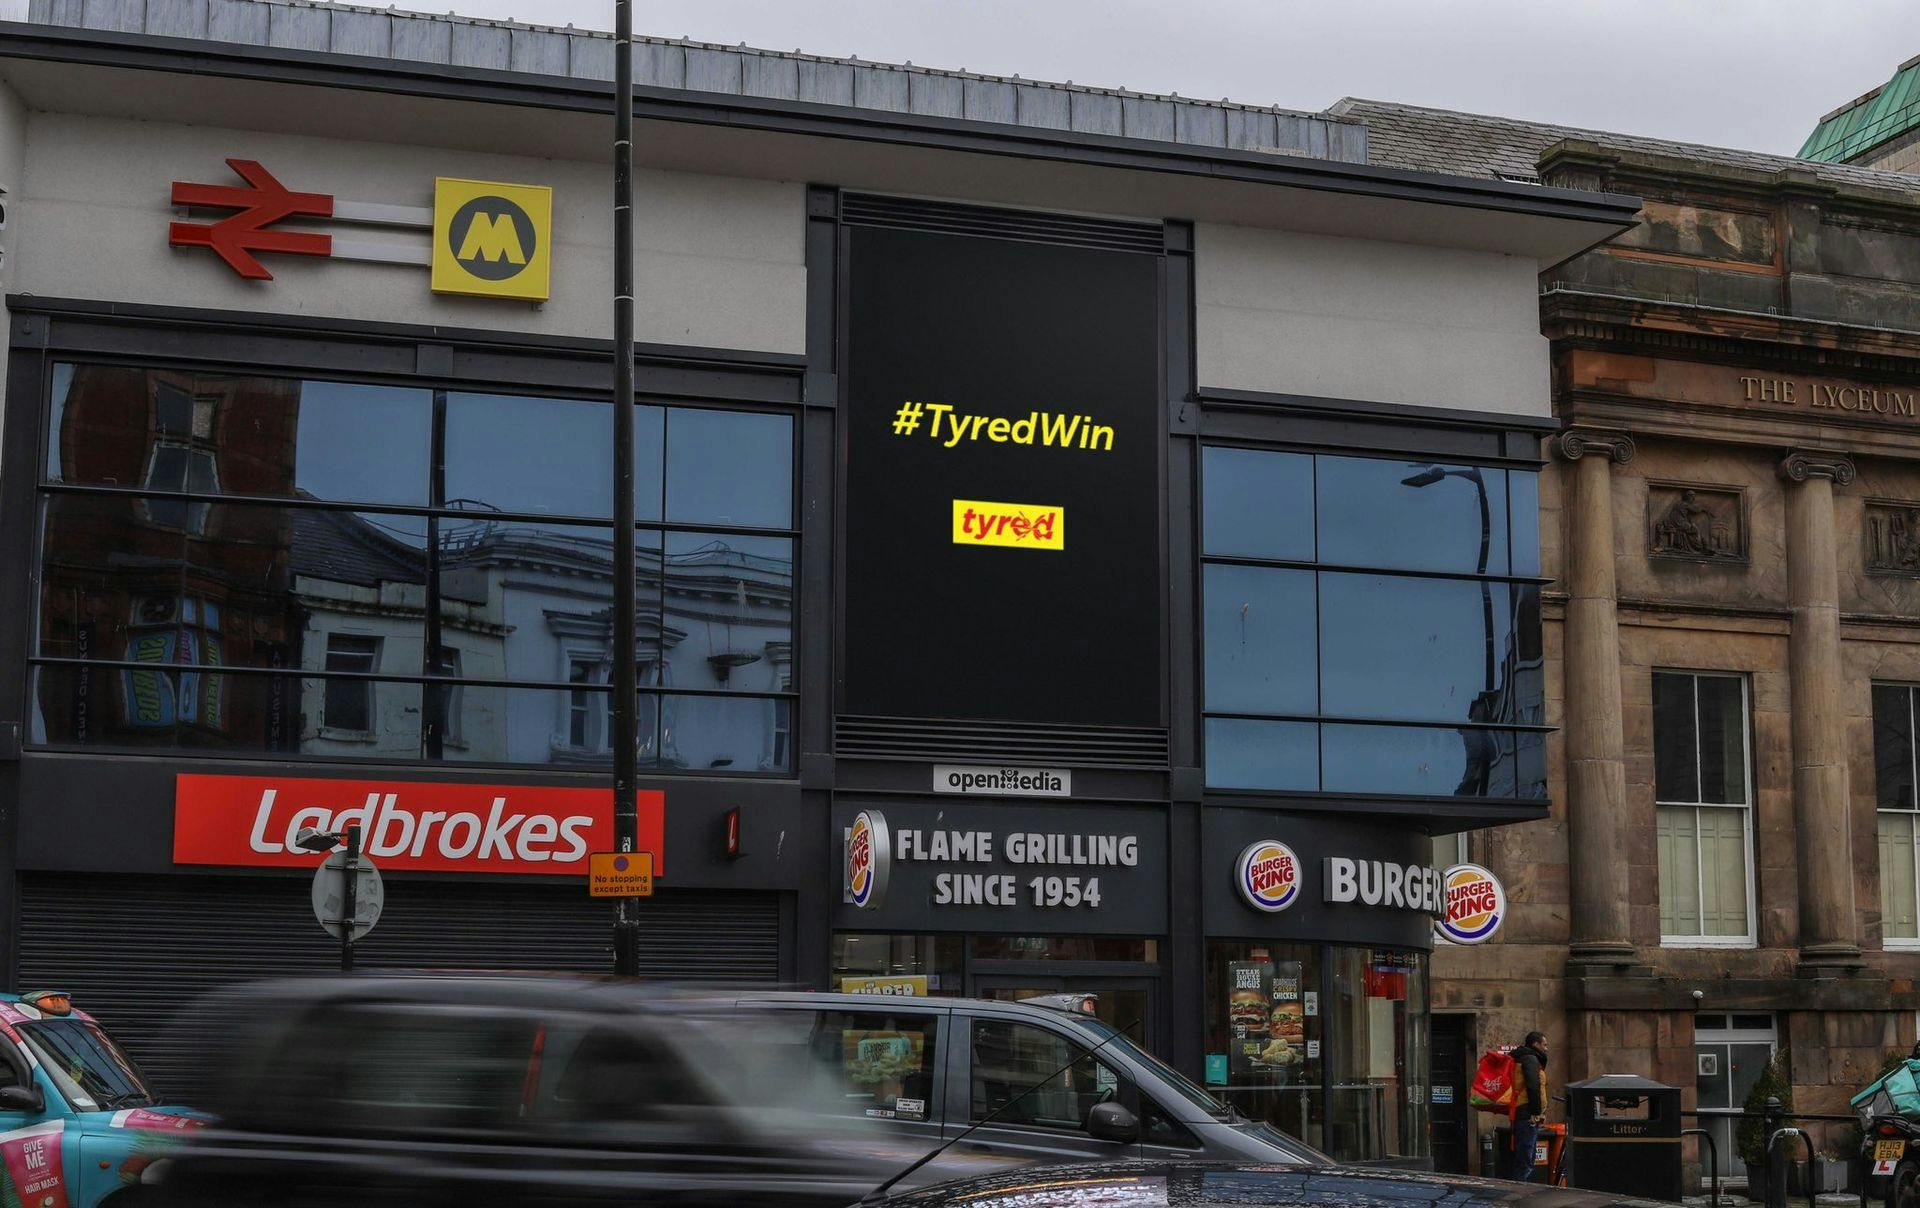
1236;839;1301;913
1437;864;1506;944
173;774;661;876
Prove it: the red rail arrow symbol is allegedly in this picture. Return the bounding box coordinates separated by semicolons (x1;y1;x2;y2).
169;158;334;280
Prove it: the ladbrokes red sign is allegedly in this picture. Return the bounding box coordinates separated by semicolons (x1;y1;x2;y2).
174;774;662;876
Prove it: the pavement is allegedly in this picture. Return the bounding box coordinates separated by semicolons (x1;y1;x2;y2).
1681;1196;1858;1207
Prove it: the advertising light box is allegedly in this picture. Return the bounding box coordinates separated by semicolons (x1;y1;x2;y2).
841;224;1164;727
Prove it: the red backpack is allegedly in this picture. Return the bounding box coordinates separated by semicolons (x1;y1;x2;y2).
1469;1047;1520;1116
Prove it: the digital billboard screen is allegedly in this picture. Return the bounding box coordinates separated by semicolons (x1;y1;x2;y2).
841;223;1163;727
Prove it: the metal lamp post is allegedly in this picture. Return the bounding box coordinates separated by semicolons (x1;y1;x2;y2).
611;0;641;976
1402;464;1497;796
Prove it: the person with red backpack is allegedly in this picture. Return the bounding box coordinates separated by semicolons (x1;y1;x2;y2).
1508;1031;1550;1181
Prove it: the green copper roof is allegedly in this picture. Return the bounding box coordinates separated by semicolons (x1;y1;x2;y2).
1801;55;1920;163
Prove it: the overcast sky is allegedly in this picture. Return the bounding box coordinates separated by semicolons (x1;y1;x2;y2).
399;0;1915;156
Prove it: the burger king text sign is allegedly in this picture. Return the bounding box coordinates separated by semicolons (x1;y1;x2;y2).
174;774;663;875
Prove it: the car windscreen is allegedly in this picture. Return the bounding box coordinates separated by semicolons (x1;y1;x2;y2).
1066;1016;1228;1118
17;1018;155;1111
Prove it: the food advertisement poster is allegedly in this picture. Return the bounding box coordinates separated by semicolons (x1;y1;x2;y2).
841;1028;928;1120
1227;960;1308;1081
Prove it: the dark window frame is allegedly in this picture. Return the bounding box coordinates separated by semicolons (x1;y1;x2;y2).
1196;437;1548;803
15;314;804;778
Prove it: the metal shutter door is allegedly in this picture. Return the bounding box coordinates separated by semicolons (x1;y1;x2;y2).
15;873;780;1101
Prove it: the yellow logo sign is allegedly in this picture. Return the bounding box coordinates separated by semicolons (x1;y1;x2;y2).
431;177;553;301
952;499;1065;551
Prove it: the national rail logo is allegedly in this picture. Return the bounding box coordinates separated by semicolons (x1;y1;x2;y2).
1437;863;1506;944
846;810;892;909
1236;839;1301;913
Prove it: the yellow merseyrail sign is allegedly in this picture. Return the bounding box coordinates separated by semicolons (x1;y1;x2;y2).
952;499;1065;551
587;851;654;897
431;177;553;302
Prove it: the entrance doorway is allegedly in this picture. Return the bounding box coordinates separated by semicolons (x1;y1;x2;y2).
970;975;1160;1051
1429;1014;1473;1174
1696;1013;1777;1178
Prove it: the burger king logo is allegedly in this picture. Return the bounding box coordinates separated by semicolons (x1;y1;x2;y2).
1437;863;1505;944
846;810;891;909
1236;840;1301;913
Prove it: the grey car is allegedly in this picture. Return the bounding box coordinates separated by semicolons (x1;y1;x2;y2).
728;992;1328;1177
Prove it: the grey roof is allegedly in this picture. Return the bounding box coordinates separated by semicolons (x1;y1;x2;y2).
26;0;1367;163
1333;97;1920;195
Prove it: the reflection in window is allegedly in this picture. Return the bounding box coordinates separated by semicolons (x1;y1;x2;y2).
1327;948;1429;1162
322;636;380;734
969;1019;1120;1134
1200;446;1543;799
1204;943;1324;1150
36;362;797;775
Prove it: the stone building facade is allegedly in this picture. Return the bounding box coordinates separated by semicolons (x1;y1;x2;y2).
1339;98;1920;1178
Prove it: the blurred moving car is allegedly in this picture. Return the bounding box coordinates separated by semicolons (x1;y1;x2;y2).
145;975;901;1207
732;991;1325;1169
882;1160;1667;1208
0;990;208;1208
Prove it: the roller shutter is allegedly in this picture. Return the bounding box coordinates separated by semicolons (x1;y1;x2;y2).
15;873;780;1102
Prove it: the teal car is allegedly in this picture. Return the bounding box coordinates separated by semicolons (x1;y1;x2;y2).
0;991;207;1208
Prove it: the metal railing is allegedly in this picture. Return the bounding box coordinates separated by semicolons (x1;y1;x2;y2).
1683;1099;1860;1208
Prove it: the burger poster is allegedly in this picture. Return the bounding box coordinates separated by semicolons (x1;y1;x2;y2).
1227;961;1308;1080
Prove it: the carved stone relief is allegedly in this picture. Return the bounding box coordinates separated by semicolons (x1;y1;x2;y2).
1647;483;1744;561
1867;501;1920;577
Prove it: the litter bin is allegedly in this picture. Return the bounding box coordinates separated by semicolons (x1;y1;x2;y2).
1565;1073;1683;1202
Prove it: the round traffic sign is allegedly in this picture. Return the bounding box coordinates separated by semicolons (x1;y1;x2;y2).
311;852;385;942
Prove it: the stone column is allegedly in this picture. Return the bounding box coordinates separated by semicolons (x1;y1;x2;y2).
1555;428;1638;969
1779;448;1862;973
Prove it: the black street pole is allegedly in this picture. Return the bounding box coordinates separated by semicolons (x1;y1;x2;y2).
340;823;360;974
610;0;641;978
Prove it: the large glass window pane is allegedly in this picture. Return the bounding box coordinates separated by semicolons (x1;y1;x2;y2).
1508;471;1542;577
1204;718;1317;791
1653;672;1700;803
1204;943;1323;1152
665;408;792;528
292;381;432;505
969;1019;1120;1133
1875;685;1917;812
47;364;432;505
1515;729;1547;800
1322;723;1493;798
830;933;966;997
438;686;651;768
1695;676;1748;805
1698;805;1751;937
1317;457;1508;575
1880;812;1920;941
38;492;175;661
1319;574;1510;724
270;507;428;677
1657;805;1703;936
653;693;788;773
660;533;793;694
1201;447;1314;560
30;664;176;749
1203;564;1316;715
444;393;613;517
1326;948;1429;1162
437;518;623;684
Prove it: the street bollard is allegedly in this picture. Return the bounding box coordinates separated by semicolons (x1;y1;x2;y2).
1765;1097;1786;1208
1480;1130;1497;1179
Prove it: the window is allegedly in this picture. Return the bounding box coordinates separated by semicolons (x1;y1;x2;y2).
1327;948;1429;1162
1654;671;1755;945
1431;832;1468;871
754;1011;940;1122
567;657;606;750
432;646;464;746
36;363;796;772
322;635;380;734
1875;684;1920;947
970;1019;1123;1133
1201;448;1545;798
1204;943;1324;1149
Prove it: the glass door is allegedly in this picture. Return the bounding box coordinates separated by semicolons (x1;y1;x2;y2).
1695;1013;1777;1178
